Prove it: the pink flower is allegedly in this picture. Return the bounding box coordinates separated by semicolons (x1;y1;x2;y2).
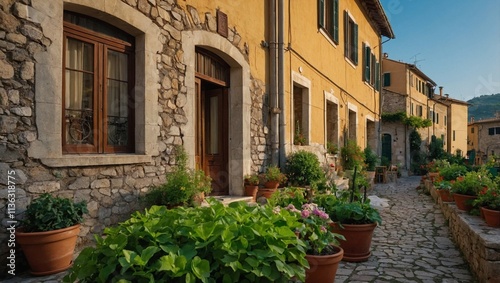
320;226;327;233
330;163;335;167
301;210;310;218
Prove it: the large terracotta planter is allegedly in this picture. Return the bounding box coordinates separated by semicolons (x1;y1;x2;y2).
453;193;477;212
481;207;500;227
437;189;454;202
331;222;377;262
244;185;259;201
305;246;343;283
16;224;81;276
264;180;280;189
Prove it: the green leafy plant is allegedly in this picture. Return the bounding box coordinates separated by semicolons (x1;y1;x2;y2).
64;200;308;283
282;203;344;256
294;120;307;145
244;174;260;185
451;169;495;196
314;194;382;225
143;146;212;207
340;140;365;171
285;150;324;187
438;163;468;181
326;142;338;155
268;187;309;209
363;146;378;171
265;165;286;183
21;193;88;232
474;187;500;211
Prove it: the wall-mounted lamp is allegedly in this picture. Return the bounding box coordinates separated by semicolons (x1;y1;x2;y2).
260;40;269;48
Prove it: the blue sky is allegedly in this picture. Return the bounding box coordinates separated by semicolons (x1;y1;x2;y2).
380;0;500;102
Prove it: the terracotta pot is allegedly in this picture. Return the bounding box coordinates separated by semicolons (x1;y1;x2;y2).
453;193;477;212
481;207;500;227
305;246;343;283
331;222;377;262
258;187;277;199
437;189;454;202
16;224;80;276
264;180;280;189
428;172;439;182
244;185;259;201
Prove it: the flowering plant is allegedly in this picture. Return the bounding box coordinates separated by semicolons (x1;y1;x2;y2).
451;169;494;196
474;187;500;211
283;203;344;255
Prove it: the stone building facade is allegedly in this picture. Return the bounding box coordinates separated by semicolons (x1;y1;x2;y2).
0;0;394;270
468;114;500;164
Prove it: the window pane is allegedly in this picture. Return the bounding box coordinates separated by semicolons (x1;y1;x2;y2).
65;38;94;145
107;50;129;146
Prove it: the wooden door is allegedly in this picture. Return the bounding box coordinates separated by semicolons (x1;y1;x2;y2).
195;78;229;195
381;133;392;164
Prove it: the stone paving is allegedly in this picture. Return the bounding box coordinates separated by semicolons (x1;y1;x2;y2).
5;176;477;282
336;176;477;283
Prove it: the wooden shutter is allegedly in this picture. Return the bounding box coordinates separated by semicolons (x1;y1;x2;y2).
333;0;339;43
353;23;358;65
375;61;380;90
318;0;325;28
363;43;370;82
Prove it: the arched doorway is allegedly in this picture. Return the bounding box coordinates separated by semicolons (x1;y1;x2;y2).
195;48;229;195
381;133;392;165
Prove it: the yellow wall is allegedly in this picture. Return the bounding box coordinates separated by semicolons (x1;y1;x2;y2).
285;0;383;148
449;103;468;155
180;1;267;81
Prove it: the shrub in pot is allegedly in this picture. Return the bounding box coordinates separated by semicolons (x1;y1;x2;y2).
243;174;259;201
340;140;365;172
143;145;212;208
451;169;494;211
285;150;324;187
474;186;500;227
315;168;381;262
16;193;88;275
64;200;309;283
260;165;286;198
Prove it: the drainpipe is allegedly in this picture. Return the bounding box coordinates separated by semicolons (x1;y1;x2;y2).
269;0;279;165
278;0;286;167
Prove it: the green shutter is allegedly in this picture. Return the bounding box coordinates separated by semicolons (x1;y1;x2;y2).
371;53;376;84
318;0;325;28
343;11;348;57
333;0;339;43
363;44;370;82
375;61;380;90
353;23;358;65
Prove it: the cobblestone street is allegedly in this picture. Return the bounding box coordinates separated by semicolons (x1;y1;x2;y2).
337;176;476;283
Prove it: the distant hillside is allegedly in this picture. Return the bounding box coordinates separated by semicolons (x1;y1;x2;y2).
467;93;500;121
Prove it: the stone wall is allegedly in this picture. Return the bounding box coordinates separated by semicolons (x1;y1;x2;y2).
0;0;270;271
425;180;500;282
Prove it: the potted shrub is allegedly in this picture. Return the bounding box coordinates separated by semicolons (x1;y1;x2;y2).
363;146;378;186
143;146;212;208
243;174;259;201
282;203;344;283
65;200;309;282
326;142;339;155
260;165;286;198
451;169;494;212
315;169;381;262
433;177;454;202
285;150;324;187
340;140;364;178
16;193;88;275
474;185;500;227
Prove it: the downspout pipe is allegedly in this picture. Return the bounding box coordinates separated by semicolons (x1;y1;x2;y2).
269;0;279;165
278;0;286;167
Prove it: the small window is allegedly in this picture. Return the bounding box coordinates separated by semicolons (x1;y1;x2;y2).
383;73;391;87
344;11;358;65
496;127;500;135
471;127;474;133
489;128;495;135
318;0;339;43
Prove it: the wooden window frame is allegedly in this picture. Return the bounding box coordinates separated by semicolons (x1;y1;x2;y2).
344;11;358;65
62;20;135;154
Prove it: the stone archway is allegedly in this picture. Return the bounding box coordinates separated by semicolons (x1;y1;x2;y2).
182;30;251;196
